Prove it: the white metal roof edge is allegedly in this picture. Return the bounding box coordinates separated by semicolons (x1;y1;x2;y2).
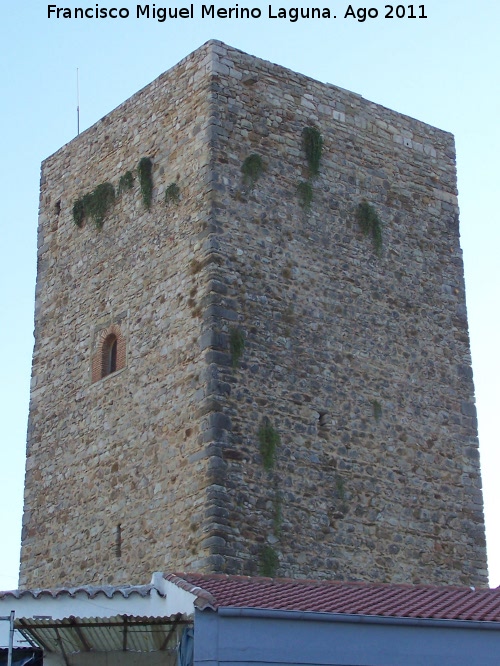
0;572;197;621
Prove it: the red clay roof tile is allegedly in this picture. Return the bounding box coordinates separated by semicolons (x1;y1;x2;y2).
167;573;500;622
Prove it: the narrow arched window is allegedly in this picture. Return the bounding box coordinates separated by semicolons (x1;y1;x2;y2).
109;336;118;374
92;324;126;383
102;334;118;378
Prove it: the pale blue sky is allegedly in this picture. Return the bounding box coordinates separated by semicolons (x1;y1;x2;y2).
1;0;498;589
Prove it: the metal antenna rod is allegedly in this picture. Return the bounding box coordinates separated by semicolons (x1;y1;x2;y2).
7;610;15;666
77;67;80;135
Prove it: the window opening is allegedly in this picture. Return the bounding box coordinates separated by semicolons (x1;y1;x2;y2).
102;333;118;378
115;523;122;558
92;324;126;383
109;337;117;374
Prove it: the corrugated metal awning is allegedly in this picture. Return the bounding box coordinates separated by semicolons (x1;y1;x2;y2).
15;613;190;664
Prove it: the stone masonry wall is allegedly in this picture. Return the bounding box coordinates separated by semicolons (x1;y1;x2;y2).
20;43;218;588
200;43;487;585
20;41;488;589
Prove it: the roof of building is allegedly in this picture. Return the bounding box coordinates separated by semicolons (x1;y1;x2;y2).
3;573;500;624
13;615;187;656
0;574;188;656
165;573;500;622
0;582;159;601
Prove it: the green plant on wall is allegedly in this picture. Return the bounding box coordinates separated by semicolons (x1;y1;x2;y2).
72;198;86;228
273;491;283;537
302;126;323;177
229;327;245;368
72;182;116;230
190;258;202;274
356;201;383;255
241;153;264;189
259;544;279;577
335;475;345;501
118;171;134;195
258;419;280;471
372;399;383;421
297;181;313;209
165;182;180;205
137;157;153;209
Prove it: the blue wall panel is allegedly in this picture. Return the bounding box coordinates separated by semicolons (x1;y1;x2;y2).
194;610;500;666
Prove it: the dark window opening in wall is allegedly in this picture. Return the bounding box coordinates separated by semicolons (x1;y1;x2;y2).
115;523;122;558
92;323;126;383
109;337;117;374
318;411;329;428
102;334;118;378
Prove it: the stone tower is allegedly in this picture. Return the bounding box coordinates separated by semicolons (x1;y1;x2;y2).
20;41;488;589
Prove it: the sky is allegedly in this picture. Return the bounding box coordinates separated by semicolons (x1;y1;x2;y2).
0;0;498;590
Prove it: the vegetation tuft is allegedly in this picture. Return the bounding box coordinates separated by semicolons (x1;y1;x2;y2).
241;153;264;189
118;171;134;195
137;157;153;209
258;419;280;471
356;201;383;255
72;198;86;228
72;182;116;229
259;545;279;577
165;182;180;205
190;258;202;274
302;126;323;177
372;399;383;421
297;181;313;209
229;327;245;368
335;476;345;501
